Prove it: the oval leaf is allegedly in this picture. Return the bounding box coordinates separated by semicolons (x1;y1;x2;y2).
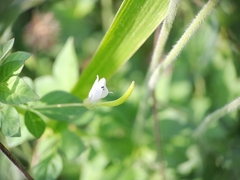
24;111;46;138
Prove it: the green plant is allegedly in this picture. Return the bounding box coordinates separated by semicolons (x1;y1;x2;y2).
1;0;240;179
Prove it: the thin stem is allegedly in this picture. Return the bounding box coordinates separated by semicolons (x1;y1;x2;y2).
132;0;180;145
149;0;180;73
0;142;33;180
152;91;166;180
194;97;240;137
149;0;220;90
32;103;84;110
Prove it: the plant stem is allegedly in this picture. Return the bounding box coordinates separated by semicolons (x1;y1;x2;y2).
0;142;33;180
149;0;180;73
32;103;84;109
132;0;180;145
149;0;220;90
194;97;240;137
152;91;166;180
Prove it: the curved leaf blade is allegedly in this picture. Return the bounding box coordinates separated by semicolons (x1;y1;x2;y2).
72;0;169;99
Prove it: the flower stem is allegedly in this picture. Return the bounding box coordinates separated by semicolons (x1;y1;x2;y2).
133;0;180;145
152;91;166;180
149;0;180;73
32;103;84;110
149;0;220;90
194;97;240;137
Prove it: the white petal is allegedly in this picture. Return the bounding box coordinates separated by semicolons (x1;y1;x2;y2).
98;78;108;98
90;86;103;102
87;76;110;102
101;86;109;98
98;78;106;87
88;75;99;99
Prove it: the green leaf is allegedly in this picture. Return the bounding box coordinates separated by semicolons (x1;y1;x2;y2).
0;39;14;62
1;51;31;65
60;130;86;160
0;62;22;83
34;37;79;96
6;114;34;147
0;105;20;137
32;153;63;180
34;91;85;121
0;76;39;105
72;0;169;99
24;111;46;138
36;136;60;160
53;37;79;91
0;52;31;83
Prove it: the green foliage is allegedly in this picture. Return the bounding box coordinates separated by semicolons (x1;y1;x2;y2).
0;38;14;61
0;39;38;138
60;129;86;160
72;0;169;99
1;0;240;180
32;153;63;180
0;52;31;83
0;104;20;137
35;37;79;96
0;39;38;106
0;76;38;105
24;111;45;138
35;91;84;121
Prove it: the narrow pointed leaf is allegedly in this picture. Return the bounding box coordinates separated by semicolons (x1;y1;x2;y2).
34;37;78;96
72;0;169;99
53;37;79;91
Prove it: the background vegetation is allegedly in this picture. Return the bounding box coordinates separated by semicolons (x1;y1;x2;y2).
0;0;240;179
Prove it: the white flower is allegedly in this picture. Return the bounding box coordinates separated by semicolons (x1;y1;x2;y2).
88;75;109;102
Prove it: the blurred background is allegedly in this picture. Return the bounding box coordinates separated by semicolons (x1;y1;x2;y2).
0;0;240;179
